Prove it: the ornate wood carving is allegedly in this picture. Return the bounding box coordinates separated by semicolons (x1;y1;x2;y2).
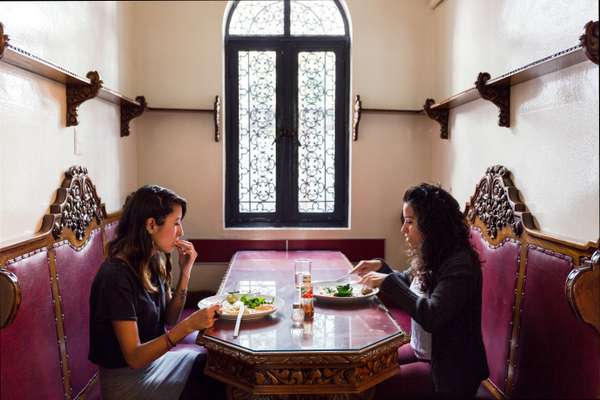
352;95;362;141
475;72;510;127
580;20;599;65
120;95;147;137
229;386;375;400
466;165;534;239
423;98;449;139
0;22;9;59
566;250;600;334
48;165;106;242
0;269;21;328
199;335;406;396
214;95;221;142
66;71;103;127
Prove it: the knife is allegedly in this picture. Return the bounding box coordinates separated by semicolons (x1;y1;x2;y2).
233;301;244;338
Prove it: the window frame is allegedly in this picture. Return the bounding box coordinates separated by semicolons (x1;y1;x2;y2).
224;0;350;228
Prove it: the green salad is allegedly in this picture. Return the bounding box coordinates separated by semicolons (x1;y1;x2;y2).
323;283;354;297
226;292;274;309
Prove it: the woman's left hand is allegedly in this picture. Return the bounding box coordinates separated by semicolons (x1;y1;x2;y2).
175;239;197;276
359;271;387;289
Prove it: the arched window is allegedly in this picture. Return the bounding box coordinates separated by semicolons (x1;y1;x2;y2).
225;0;350;227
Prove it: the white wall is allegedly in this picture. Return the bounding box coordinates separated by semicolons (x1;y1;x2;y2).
430;0;599;243
0;2;139;243
130;0;435;291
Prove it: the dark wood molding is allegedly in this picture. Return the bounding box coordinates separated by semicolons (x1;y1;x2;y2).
120;95;147;137
580;20;599;65
475;72;510;127
66;70;103;127
352;94;423;141
423;98;449;139
0;22;9;59
47;165;107;244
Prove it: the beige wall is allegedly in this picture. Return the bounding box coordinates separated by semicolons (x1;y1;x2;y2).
131;0;435;291
0;2;139;243
430;0;599;243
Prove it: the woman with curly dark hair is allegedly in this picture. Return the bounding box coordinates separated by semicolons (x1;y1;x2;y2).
352;183;489;398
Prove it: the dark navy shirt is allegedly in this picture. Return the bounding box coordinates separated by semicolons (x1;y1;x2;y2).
89;259;167;368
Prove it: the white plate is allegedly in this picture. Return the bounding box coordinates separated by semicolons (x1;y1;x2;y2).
313;282;379;303
198;293;283;320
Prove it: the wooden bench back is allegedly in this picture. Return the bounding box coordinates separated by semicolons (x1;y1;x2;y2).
0;166;121;400
465;165;599;399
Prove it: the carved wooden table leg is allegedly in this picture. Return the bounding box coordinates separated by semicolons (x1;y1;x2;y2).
228;386;376;400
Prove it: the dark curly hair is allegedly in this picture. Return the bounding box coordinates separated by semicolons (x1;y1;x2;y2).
402;183;479;292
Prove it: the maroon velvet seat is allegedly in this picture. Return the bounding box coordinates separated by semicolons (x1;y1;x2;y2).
54;228;105;398
511;246;600;399
471;228;520;395
0;249;65;400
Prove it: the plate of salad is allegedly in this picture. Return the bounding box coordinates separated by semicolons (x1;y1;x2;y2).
198;292;283;320
313;283;379;303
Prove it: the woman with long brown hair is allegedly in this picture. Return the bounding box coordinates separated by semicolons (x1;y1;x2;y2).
353;183;489;398
89;185;222;399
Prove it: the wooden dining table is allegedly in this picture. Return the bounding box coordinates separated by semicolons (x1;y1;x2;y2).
197;250;408;399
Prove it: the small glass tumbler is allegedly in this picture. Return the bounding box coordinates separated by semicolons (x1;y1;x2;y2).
294;259;311;289
292;303;305;327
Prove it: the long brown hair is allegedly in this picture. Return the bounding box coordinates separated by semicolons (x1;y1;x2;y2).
108;185;187;292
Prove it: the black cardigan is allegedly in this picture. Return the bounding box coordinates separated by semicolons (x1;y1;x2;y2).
379;251;489;397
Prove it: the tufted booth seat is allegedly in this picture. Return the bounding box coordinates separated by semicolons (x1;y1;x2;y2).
374;166;600;399
0;167;209;400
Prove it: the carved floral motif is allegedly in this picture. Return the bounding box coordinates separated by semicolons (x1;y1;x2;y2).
467;165;523;239
66;71;103;126
51;166;106;240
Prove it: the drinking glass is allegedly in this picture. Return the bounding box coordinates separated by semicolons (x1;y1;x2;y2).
294;259;311;288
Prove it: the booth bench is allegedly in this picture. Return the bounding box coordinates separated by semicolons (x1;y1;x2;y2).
378;165;600;399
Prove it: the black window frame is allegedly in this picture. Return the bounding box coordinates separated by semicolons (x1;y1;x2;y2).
225;0;350;228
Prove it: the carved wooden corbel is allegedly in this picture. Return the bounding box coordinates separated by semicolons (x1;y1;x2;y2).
423;98;449;139
475;72;510;128
352;95;362;141
566;250;600;334
0;22;9;59
214;95;221;142
580;20;599;65
120;95;147;137
66;71;103;127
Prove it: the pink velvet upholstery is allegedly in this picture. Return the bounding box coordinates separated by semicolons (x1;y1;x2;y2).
104;221;118;243
375;359;434;399
54;229;105;398
471;228;520;394
511;246;600;399
0;249;65;400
